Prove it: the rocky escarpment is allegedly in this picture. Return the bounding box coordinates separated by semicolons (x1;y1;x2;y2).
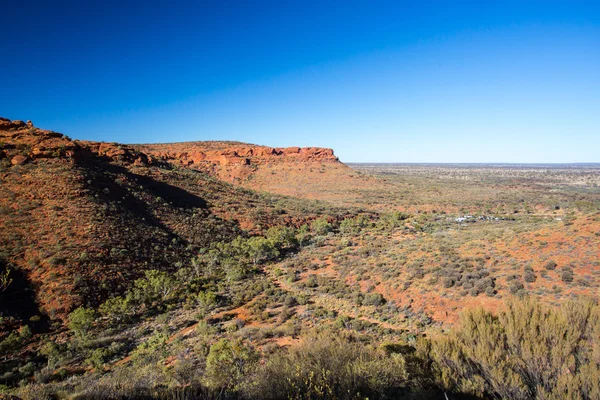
133;142;340;184
0;117;154;167
135;142;339;168
1;118;338;173
1;117;350;323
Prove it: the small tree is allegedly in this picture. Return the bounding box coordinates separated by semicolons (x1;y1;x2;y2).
68;307;96;339
246;237;279;265
99;296;129;324
131;270;176;307
311;218;333;235
0;264;12;292
265;226;298;250
39;341;61;368
204;338;258;393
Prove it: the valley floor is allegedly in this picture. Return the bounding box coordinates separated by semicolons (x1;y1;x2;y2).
2;154;600;399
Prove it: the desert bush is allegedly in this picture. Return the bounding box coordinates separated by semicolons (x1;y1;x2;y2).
362;292;386;307
265;226;298;250
38;341;61;369
248;331;420;399
85;348;109;369
376;211;410;231
203;338;258;393
524;270;536;283
295;224;312;246
99;296;130;325
311;217;333;235
509;280;525;295
561;267;574;283
68;307;96;339
339;215;370;235
245;236;279;265
129;270;177;308
0;331;22;355
544;260;557;270
423;297;600;399
195;290;218;310
442;277;455;288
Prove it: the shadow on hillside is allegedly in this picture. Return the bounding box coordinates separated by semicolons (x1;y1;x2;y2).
75;150;209;233
0;260;50;332
123;168;208;210
78;150;208;217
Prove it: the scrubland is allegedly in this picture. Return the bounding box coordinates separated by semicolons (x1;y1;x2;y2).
1;124;599;399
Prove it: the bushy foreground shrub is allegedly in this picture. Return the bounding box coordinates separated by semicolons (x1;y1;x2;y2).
248;331;429;400
422;297;600;400
13;297;600;399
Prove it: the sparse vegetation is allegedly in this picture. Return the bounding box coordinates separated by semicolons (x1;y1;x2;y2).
1;122;599;398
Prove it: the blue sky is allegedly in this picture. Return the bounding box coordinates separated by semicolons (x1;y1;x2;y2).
1;1;599;162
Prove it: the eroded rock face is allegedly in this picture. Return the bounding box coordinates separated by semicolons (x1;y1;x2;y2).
0;117;339;180
0;117;155;166
137;144;339;168
0;117;27;131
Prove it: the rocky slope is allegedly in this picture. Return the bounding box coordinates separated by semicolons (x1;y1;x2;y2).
0;118;353;325
134;142;340;184
136;141;339;166
134;141;384;205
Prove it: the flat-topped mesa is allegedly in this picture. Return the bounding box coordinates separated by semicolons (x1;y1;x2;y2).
137;143;339;167
1;117;338;171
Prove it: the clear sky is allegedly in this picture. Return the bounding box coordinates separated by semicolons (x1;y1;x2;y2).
1;1;599;162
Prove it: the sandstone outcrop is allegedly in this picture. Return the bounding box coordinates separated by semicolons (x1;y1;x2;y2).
0;117;153;166
135;142;339;169
0;117;27;131
0;117;339;186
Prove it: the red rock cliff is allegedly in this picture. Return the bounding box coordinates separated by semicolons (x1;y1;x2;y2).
135;142;339;168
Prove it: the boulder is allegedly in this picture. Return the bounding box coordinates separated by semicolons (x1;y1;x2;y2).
11;155;29;165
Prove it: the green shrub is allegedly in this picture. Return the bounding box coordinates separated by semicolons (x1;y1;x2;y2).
130;270;176;307
246;236;279;265
203;338;258;393
85;348;109;369
38;341;61;368
423;297;600;399
339;215;370;235
524;270;536;283
249;331;418;399
0;331;22;355
362;292;386;306
311;218;333;235
265;226;298;250
544;260;557;270
99;296;130;324
561;268;574;283
68;307;96;338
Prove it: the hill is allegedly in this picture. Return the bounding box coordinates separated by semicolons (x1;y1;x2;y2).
1;118;599;399
134;141;386;207
0;118;357;324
